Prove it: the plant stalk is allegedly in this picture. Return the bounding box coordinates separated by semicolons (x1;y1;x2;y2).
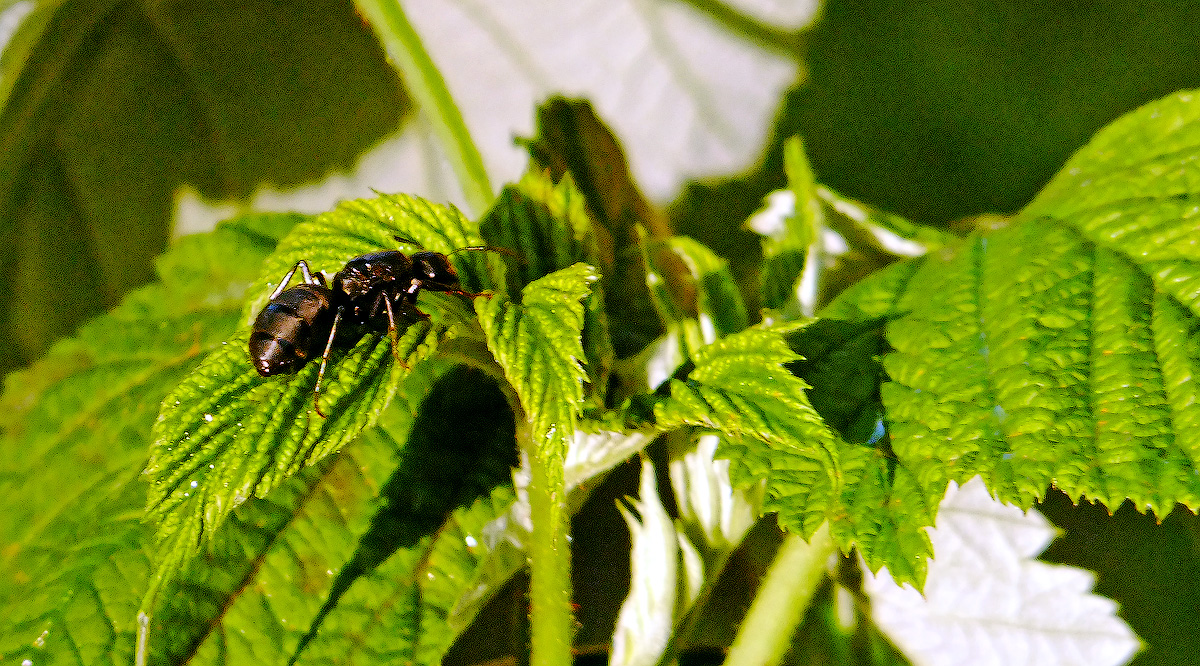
526;442;575;666
725;523;834;666
352;0;494;214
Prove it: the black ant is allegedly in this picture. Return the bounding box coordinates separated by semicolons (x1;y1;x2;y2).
248;237;504;416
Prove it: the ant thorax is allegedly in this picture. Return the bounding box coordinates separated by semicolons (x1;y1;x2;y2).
331;250;414;326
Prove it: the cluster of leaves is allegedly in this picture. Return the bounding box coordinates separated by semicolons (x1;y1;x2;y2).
4;61;1200;665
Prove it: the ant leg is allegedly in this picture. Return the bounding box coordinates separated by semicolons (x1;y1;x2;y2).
269;261;323;299
312;307;343;418
394;298;430;322
393;235;423;248
269;263;301;300
296;260;326;287
383;298;410;369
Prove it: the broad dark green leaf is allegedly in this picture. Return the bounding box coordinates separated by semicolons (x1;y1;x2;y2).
286;366;520;665
526;97;672;358
150;432;388;665
788;318;889;443
0;213;301;663
145;194;500;603
0;0;406;372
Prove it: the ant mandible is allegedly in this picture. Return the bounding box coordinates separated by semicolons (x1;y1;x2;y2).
248;237;501;416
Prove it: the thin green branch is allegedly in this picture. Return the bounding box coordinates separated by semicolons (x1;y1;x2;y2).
675;0;808;57
488;369;574;666
354;0;494;214
526;436;575;666
725;523;834;666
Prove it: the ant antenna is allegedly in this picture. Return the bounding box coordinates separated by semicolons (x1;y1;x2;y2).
448;245;524;264
393;236;524;265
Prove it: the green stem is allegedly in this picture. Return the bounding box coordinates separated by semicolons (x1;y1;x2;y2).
725;523;834;666
675;0;808;56
526;442;575;666
353;0;494;214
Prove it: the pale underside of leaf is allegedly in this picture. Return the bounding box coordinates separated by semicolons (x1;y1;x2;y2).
610;458;682;666
864;477;1140;666
170;1;803;239
395;0;801;202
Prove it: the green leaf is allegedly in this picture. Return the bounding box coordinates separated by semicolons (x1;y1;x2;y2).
476;262;597;666
1024;89;1200;315
642;235;747;366
150;433;386;665
758;137;820;312
480;173;614;391
292;485;524;665
145;194;497;603
665;237;749;339
819;258;923;322
171;363;521;665
840;89;1200;580
291;367;520;665
787;318;888;442
0;213;301;663
478;262;598;459
785;317;935;585
882;218;1197;515
142;360;520;664
481;173;598;291
0;0;405;372
652;326;841;540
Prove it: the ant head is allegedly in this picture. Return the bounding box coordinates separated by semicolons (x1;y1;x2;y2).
410;251;460;289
